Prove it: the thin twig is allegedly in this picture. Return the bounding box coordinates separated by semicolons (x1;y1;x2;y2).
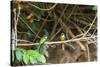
73;16;96;28
82;16;97;37
17;31;27;33
70;20;83;34
50;5;68;41
19;16;40;38
33;11;51;42
50;13;59;38
72;34;90;39
17;39;33;43
65;13;96;16
86;44;90;61
91;27;97;37
28;3;57;11
12;7;17;63
16;5;21;25
50;27;62;41
68;28;86;51
87;40;97;45
13;8;17;46
31;11;53;22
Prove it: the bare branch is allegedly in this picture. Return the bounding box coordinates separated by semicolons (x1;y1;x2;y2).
82;16;97;37
28;3;57;11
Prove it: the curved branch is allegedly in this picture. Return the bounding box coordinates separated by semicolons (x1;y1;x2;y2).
28;3;57;11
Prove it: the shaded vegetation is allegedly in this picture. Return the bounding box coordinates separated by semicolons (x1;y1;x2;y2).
11;1;97;66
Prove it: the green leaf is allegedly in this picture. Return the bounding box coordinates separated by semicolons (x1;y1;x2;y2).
37;54;46;64
30;56;37;64
15;48;26;61
23;52;30;64
27;50;46;64
27;50;40;56
15;50;23;61
26;50;39;64
16;48;26;53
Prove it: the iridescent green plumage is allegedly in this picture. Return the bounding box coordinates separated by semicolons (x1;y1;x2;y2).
37;35;48;52
36;29;48;57
39;35;48;45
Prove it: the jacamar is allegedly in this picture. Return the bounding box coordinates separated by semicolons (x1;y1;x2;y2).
36;29;49;57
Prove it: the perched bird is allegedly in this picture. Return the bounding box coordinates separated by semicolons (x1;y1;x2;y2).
39;29;49;46
36;29;49;57
60;33;65;51
60;33;65;41
37;35;48;52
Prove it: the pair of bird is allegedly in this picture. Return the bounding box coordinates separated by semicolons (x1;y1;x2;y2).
37;32;65;54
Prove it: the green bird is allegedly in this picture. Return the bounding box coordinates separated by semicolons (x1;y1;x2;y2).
36;35;48;57
36;29;49;57
36;35;48;52
39;35;48;45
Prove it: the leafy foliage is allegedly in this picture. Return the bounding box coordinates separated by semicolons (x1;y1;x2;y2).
15;49;46;64
23;51;30;64
16;50;23;61
27;50;46;64
15;48;26;62
12;1;97;65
